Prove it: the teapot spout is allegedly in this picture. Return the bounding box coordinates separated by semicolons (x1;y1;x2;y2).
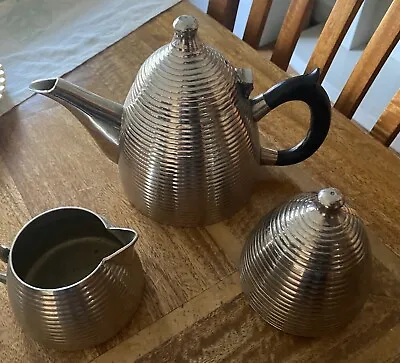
29;78;123;163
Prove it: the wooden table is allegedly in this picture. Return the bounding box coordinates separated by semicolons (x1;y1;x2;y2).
1;2;400;362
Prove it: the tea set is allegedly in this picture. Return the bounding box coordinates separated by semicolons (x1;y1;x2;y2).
0;15;371;350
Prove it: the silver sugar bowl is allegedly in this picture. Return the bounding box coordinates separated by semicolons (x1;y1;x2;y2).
239;187;372;337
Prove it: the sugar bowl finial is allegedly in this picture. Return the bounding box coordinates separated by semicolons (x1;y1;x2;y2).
317;187;345;211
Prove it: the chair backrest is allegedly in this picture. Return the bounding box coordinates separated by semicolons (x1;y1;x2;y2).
207;0;240;32
207;0;273;46
333;0;399;118
207;0;400;147
371;90;400;146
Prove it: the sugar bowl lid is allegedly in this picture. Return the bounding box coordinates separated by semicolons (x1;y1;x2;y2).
239;187;372;337
257;187;369;257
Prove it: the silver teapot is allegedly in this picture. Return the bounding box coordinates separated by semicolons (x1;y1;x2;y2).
30;15;331;226
239;188;372;337
0;207;144;350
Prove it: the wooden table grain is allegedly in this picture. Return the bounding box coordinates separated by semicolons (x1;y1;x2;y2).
1;2;400;362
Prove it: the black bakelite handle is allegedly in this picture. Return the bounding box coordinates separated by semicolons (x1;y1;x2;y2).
262;68;331;166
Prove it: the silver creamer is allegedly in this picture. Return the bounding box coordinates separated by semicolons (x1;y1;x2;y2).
0;207;144;350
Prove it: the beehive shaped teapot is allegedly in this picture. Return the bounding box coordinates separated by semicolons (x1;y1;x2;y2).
30;15;331;226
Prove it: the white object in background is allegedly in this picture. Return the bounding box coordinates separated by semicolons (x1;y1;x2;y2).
341;0;388;50
0;64;5;99
189;0;208;13
259;0;291;46
232;0;252;39
0;0;180;116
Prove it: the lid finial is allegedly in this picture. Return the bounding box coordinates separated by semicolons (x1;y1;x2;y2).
173;15;198;34
317;187;345;211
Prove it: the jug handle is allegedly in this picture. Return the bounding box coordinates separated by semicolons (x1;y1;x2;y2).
0;245;9;284
252;68;331;166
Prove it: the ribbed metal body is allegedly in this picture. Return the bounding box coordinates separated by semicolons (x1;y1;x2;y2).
240;188;372;337
7;253;143;350
119;16;261;226
1;208;144;351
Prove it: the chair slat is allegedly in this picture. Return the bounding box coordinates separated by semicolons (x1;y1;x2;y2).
207;0;240;32
335;0;400;119
270;0;314;71
305;0;364;81
371;90;400;147
243;0;273;48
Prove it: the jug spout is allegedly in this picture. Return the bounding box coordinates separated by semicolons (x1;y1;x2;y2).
105;228;138;266
29;78;123;163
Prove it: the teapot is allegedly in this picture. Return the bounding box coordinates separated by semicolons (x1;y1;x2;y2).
0;207;144;350
30;15;331;226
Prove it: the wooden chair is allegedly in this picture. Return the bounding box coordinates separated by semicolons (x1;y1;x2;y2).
371;90;400;146
207;0;400;147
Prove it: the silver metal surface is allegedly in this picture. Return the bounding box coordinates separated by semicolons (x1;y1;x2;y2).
0;207;144;350
236;67;254;98
29;78;123;163
251;94;271;122
260;147;278;165
317;187;345;210
240;187;372;337
119;15;271;226
172;14;198;33
0;245;8;283
30;15;281;226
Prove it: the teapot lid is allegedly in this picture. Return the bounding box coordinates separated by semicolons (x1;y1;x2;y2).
128;15;251;107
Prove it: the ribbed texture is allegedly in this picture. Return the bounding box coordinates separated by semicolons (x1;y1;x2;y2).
118;25;259;226
7;252;144;350
240;191;372;337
